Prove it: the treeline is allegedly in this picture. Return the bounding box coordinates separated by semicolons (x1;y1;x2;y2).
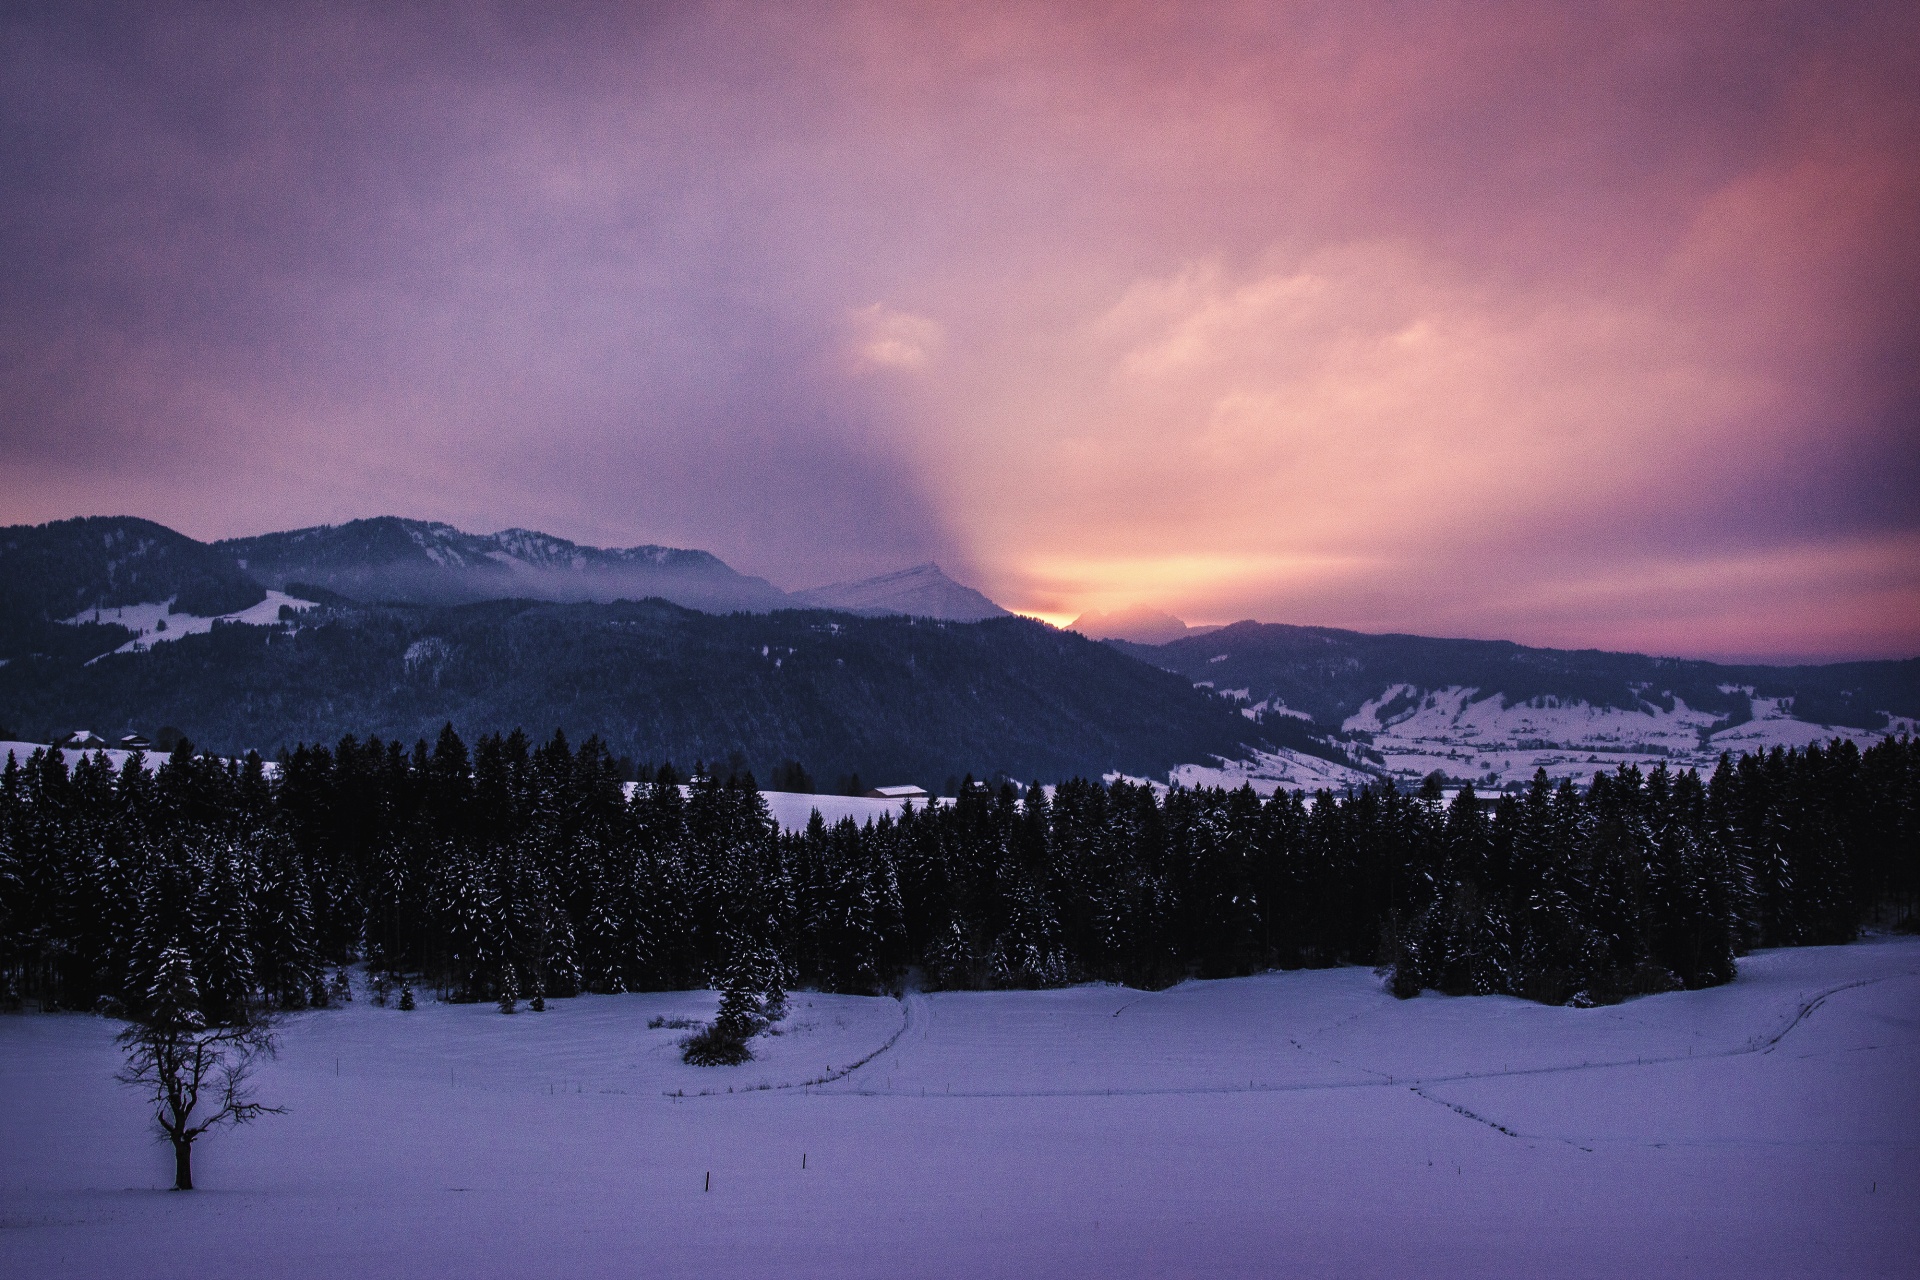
1;727;1914;1022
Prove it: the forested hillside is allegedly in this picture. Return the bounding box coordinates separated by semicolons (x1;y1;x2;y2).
0;600;1264;791
1120;621;1920;731
0;517;265;662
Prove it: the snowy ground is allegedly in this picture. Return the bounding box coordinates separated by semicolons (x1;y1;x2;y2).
1169;745;1376;794
3;938;1915;1278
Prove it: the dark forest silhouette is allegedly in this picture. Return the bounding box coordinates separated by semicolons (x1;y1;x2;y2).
2;730;1914;1028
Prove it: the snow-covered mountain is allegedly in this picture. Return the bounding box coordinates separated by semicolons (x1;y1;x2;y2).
793;563;1009;622
218;517;788;613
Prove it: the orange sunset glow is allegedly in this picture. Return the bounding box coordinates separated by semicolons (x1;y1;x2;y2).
3;2;1915;661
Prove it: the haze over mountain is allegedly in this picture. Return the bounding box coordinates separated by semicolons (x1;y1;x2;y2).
218;517;790;614
1069;605;1219;646
2;516;1012;627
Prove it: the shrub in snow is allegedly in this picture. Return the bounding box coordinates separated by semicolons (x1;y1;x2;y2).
681;986;763;1065
680;1022;753;1066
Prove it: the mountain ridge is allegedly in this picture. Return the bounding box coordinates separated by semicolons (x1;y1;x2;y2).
0;515;1014;626
792;562;1010;622
217;516;790;613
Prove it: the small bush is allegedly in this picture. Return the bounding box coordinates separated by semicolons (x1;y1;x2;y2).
680;1023;753;1066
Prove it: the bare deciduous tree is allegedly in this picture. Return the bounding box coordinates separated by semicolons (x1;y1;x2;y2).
115;946;283;1191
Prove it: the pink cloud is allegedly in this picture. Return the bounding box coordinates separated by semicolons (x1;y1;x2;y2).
1;1;1913;659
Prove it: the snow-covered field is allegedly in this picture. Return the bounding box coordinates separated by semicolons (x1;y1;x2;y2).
752;790;951;834
1169;744;1375;793
3;938;1914;1278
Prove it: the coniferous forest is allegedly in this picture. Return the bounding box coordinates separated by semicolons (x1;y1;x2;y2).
2;729;1915;1029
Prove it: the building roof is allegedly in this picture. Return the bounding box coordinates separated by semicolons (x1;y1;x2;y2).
864;784;930;799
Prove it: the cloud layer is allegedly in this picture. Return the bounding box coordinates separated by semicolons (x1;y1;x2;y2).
2;1;1914;659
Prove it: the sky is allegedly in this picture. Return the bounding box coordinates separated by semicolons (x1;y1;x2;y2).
2;2;1916;663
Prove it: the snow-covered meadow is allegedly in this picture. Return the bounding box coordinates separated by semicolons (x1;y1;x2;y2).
3;937;1914;1278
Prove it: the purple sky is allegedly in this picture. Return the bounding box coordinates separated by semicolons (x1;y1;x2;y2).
3;2;1915;661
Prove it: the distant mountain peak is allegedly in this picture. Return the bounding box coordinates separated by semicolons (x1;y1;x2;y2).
794;563;1010;622
1071;604;1219;646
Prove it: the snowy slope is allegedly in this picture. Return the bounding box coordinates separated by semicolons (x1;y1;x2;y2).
2;938;1912;1278
1134;620;1917;792
65;589;317;660
1345;685;1912;790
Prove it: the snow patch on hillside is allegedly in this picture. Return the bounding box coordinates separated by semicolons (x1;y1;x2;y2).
64;590;317;660
1344;685;1904;790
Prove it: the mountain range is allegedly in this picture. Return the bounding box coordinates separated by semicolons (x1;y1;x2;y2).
2;514;1914;793
2;515;1001;627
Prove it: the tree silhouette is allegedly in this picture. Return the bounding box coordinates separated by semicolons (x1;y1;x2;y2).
115;945;283;1190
